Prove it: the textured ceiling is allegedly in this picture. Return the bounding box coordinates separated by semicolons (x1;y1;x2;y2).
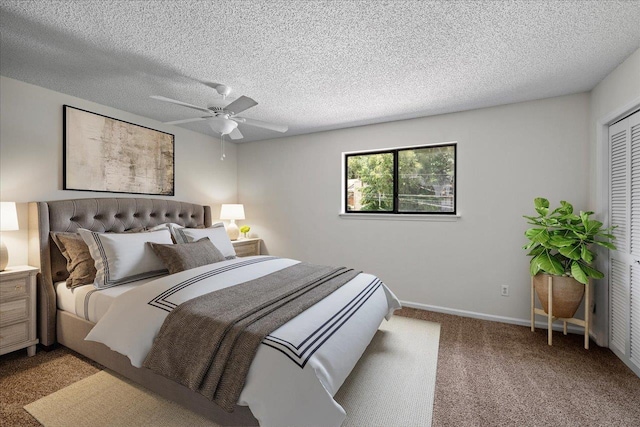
1;1;639;143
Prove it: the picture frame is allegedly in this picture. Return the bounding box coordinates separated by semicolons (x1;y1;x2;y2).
63;105;175;196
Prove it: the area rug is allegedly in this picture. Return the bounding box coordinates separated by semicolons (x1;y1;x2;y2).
25;316;440;427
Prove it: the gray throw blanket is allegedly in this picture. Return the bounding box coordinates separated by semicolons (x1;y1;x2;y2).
143;262;360;412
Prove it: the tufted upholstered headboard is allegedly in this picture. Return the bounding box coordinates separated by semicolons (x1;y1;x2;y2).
29;198;212;347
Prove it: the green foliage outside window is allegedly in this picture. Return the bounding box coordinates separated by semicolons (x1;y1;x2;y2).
347;153;394;211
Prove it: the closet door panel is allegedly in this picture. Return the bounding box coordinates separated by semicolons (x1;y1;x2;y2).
609;109;640;376
628;113;640;368
610;120;629;254
611;259;629;354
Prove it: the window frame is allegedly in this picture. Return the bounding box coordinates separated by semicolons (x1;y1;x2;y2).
343;142;457;215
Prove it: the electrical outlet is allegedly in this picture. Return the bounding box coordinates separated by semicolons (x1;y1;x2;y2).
501;285;509;296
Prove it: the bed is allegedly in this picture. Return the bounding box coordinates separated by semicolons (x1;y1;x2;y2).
29;197;400;426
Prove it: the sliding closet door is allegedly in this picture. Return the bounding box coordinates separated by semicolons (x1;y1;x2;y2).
609;109;640;376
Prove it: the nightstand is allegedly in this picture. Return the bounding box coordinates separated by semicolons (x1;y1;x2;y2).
232;238;262;257
1;265;39;357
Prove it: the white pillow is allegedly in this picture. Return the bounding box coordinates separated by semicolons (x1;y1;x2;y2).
146;222;183;242
147;222;183;232
172;222;236;259
78;228;173;289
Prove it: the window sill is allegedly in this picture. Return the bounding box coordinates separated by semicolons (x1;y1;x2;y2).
338;213;461;222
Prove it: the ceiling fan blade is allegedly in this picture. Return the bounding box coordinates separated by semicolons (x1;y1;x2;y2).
150;96;211;113
164;117;209;125
237;117;288;133
228;127;244;140
224;95;258;115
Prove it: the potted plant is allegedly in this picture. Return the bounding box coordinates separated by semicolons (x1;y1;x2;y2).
240;225;251;239
523;198;616;318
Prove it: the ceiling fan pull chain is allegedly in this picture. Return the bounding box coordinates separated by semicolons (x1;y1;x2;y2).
220;134;226;161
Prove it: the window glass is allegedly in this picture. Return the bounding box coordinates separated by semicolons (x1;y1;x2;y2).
346;153;394;212
398;145;455;213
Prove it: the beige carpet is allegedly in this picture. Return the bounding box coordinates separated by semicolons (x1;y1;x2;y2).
397;308;640;426
24;316;440;427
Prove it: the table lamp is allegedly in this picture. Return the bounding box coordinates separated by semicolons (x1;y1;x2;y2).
220;204;245;241
0;202;19;271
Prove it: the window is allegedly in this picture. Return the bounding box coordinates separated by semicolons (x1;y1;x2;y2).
345;143;456;214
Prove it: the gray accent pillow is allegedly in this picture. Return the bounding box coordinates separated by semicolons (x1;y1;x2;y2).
51;232;97;289
148;237;227;275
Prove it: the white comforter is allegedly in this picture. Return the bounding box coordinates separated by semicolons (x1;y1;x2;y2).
86;256;401;427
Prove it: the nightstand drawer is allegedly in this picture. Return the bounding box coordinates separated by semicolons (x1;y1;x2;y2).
0;321;29;348
0;298;28;326
235;244;258;257
0;278;29;300
232;239;261;257
0;266;39;357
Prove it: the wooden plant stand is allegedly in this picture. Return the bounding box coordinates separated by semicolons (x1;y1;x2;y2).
530;276;590;349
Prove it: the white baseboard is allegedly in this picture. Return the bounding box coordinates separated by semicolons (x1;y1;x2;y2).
400;300;590;335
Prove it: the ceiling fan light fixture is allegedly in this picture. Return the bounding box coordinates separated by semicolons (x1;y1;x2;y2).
151;87;288;140
208;117;238;135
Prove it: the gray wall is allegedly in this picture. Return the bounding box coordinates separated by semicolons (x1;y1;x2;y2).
0;76;238;266
238;93;590;323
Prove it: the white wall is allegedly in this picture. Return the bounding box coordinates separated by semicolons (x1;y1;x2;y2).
0;76;237;267
589;48;640;344
238;93;590;322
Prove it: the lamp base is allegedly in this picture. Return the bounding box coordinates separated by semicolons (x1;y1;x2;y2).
225;221;240;241
0;239;8;271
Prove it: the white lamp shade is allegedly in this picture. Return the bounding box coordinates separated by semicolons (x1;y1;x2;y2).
219;204;245;221
0;202;19;231
209;117;238;136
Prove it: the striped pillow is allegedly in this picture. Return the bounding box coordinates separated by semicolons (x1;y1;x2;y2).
78;228;173;289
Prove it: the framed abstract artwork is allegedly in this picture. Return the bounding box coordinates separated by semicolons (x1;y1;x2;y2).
63;105;175;196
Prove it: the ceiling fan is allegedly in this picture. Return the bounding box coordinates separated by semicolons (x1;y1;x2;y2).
151;84;288;158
